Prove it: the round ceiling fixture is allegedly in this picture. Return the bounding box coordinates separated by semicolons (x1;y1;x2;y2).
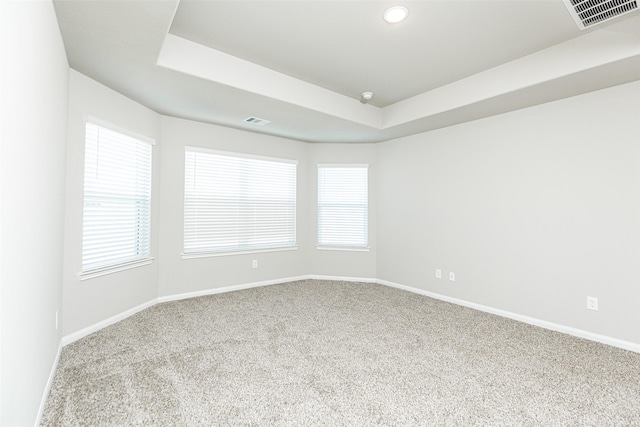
383;6;409;24
361;92;374;103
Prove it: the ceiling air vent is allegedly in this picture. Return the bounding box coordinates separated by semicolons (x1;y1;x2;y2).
244;117;271;126
563;0;638;30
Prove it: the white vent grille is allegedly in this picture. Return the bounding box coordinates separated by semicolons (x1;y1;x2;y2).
564;0;638;29
244;117;271;126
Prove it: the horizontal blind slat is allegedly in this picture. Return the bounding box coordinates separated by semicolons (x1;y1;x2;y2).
317;166;368;248
184;149;297;255
82;122;153;272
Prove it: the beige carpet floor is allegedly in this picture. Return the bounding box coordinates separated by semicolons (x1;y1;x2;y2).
42;280;640;425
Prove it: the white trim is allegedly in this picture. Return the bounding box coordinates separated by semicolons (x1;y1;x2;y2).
39;275;640;427
59;276;640;357
316;245;370;252
157;275;311;303
35;339;63;427
86;116;156;146
185;145;298;165
182;246;298;260
561;0;587;30
317;163;369;168
375;278;640;354
309;274;377;283
62;298;157;346
79;257;155;281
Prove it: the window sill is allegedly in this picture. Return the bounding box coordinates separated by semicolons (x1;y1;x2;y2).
316;245;370;252
182;246;298;260
79;257;155;281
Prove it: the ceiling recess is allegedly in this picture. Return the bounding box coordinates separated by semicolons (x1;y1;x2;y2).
563;0;638;29
244;117;271;126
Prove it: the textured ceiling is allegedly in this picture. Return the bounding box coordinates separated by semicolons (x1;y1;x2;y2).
53;0;640;143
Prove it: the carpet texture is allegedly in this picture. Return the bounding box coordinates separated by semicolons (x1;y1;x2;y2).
42;280;640;425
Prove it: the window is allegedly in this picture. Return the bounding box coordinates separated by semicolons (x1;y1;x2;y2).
81;120;153;278
317;164;368;250
184;147;297;256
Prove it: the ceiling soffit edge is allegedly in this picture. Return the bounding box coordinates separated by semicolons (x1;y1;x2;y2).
158;28;640;132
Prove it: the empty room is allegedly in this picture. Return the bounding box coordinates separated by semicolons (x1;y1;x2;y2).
2;0;640;425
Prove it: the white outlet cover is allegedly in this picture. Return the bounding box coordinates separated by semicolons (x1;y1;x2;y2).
252;260;258;268
449;272;456;281
587;296;598;311
435;269;442;279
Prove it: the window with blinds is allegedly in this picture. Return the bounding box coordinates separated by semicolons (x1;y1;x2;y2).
184;147;297;256
317;165;369;249
81;121;153;278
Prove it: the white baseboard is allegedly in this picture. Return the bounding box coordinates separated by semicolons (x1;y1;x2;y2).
376;278;640;354
157;275;312;304
61;275;640;355
39;274;640;427
62;298;157;346
308;274;377;283
35;339;63;427
62;276;310;346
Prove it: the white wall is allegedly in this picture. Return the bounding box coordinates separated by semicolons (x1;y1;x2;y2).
62;70;161;336
60;78;382;333
2;5;637;423
66;79;640;348
377;81;640;345
0;1;69;425
158;116;310;297
308;143;377;279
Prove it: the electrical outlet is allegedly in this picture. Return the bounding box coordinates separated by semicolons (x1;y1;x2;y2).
55;310;59;330
252;259;258;269
587;296;598;311
449;272;456;282
435;269;442;279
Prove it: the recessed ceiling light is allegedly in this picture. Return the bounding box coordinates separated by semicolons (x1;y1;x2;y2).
383;6;408;24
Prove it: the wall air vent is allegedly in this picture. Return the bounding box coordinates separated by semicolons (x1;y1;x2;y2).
244;117;271;126
563;0;638;30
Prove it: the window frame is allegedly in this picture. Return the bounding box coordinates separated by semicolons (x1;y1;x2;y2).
183;146;298;258
317;164;369;251
79;118;155;280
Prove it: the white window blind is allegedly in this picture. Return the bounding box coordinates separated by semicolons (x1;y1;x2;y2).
184;148;297;256
317;165;368;249
81;121;153;275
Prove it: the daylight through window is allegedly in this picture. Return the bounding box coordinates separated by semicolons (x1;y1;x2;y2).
81;121;153;277
317;164;368;249
184;147;297;256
